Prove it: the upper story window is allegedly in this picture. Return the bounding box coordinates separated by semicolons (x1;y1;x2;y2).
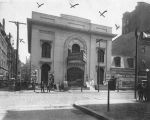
72;44;80;53
114;57;121;67
42;42;51;58
141;46;146;53
97;49;104;63
127;58;134;68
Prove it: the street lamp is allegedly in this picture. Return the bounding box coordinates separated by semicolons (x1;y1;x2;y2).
134;28;140;99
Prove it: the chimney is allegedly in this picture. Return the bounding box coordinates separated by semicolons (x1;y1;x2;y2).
2;18;5;31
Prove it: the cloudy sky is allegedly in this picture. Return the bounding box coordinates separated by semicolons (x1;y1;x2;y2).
0;0;150;63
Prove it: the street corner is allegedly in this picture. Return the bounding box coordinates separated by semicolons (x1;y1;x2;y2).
73;104;110;120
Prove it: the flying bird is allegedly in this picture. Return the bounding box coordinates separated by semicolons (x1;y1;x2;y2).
20;39;25;43
99;10;107;17
70;3;79;8
37;2;44;8
115;24;120;30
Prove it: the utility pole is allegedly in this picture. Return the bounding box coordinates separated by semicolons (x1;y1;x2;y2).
134;28;140;99
9;21;26;90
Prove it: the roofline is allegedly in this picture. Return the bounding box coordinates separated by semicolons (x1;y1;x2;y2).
27;18;117;53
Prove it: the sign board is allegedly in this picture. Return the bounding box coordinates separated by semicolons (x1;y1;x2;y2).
106;72;112;81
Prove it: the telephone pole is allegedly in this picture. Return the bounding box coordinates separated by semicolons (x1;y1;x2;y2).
9;21;26;90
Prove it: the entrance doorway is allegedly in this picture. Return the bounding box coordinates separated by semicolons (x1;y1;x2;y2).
67;67;84;87
97;67;104;85
41;64;50;85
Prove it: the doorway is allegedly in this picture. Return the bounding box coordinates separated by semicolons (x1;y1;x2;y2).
41;64;50;85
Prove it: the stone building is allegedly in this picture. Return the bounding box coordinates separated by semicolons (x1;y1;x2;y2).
122;2;150;34
0;20;9;81
0;19;16;84
27;11;115;87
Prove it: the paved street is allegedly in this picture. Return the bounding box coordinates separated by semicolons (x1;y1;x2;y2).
1;108;99;120
0;90;135;120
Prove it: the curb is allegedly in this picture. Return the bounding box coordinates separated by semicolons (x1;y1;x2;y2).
73;104;111;120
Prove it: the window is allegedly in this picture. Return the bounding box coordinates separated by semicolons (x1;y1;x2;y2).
42;42;51;58
141;46;146;53
127;58;134;68
114;57;121;67
72;44;80;53
97;49;104;63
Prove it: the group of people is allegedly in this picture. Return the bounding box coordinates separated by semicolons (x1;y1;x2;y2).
137;82;148;102
41;74;54;93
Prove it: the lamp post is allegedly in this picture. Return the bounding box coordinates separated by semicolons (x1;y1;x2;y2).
134;28;140;99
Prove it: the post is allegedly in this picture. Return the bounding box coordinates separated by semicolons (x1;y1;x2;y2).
16;22;19;89
134;28;140;99
107;81;110;112
9;21;26;91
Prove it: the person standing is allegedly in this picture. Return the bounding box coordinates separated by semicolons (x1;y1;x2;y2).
137;83;143;101
143;83;148;102
41;81;44;93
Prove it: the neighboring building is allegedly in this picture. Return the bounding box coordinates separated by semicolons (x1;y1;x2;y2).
122;2;150;34
27;11;115;87
0;19;17;87
112;31;150;89
111;32;135;89
112;2;150;89
0;21;9;81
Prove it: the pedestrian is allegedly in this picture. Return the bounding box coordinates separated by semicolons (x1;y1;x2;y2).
41;81;45;93
143;83;148;102
33;81;36;92
137;83;143;101
47;80;51;92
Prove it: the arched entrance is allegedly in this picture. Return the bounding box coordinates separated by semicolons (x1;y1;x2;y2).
41;64;50;85
67;67;84;87
97;67;104;84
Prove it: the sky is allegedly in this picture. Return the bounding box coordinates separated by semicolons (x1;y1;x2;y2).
0;0;150;63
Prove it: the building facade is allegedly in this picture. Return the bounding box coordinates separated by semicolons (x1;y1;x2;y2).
0;19;16;87
0;21;9;81
122;2;150;34
27;12;115;87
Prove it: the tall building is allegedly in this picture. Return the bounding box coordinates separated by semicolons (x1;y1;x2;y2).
0;19;17;87
122;2;150;34
112;2;150;89
0;21;9;81
27;11;115;87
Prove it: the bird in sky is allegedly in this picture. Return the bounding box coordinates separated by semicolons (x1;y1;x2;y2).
115;24;120;30
99;10;107;17
20;39;25;43
70;3;79;8
37;2;44;8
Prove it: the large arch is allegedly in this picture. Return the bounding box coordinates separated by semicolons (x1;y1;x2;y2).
63;34;87;82
41;63;51;85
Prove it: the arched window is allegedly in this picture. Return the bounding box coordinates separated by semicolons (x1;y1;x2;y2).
114;57;121;67
72;44;80;53
97;49;104;63
42;42;51;58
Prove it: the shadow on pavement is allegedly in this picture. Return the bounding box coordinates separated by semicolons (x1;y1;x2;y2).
83;102;150;120
2;109;98;120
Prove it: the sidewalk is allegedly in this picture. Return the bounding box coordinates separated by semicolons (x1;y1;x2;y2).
74;99;150;120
